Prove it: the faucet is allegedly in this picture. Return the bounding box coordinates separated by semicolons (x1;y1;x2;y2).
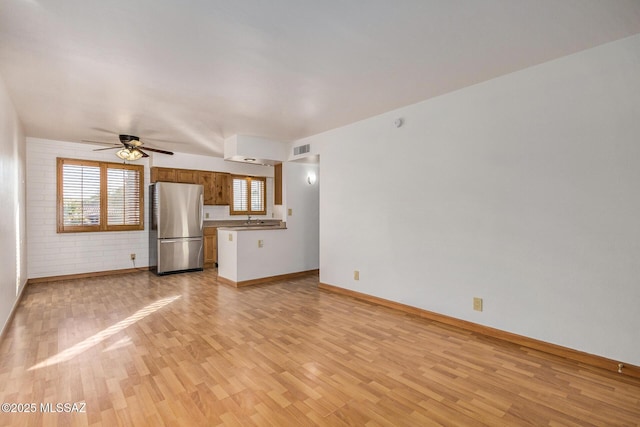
247;215;252;224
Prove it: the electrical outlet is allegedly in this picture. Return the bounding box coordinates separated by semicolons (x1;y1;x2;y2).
354;270;360;281
130;253;136;260
258;239;264;248
228;233;233;241
473;297;483;312
205;212;210;219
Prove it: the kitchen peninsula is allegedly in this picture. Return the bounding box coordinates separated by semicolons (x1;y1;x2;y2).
203;220;282;267
217;222;316;287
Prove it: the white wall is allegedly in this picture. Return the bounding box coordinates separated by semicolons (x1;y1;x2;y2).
0;74;27;334
299;34;640;365
281;161;320;271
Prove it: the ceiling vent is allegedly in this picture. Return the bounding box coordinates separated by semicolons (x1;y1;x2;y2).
293;144;310;156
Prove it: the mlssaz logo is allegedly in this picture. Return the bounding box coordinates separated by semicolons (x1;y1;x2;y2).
40;402;87;413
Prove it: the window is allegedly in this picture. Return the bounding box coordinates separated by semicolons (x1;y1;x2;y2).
230;175;266;215
57;158;144;233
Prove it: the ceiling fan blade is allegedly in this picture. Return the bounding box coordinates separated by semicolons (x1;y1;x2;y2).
82;139;117;145
140;146;174;155
91;128;119;135
136;148;150;158
92;146;121;151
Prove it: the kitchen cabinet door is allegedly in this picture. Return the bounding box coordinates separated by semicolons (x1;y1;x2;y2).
214;173;230;205
203;227;217;268
274;163;282;205
198;171;215;205
151;167;176;182
176;169;198;184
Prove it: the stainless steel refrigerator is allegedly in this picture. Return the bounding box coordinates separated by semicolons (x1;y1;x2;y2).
149;182;204;275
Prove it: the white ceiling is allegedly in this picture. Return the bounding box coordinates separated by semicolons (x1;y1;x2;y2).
2;0;640;157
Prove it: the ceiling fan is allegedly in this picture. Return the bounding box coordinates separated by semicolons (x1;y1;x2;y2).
88;134;174;161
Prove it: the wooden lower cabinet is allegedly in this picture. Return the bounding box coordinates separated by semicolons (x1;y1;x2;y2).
203;227;217;268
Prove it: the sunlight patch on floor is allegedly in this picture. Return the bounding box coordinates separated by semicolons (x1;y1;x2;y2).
29;295;181;370
103;336;133;352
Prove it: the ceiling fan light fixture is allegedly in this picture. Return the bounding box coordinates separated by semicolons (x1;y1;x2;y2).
116;147;143;161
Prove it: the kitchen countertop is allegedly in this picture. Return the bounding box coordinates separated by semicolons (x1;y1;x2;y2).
204;219;285;230
218;224;287;231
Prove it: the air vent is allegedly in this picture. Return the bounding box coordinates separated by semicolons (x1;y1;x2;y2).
293;144;310;156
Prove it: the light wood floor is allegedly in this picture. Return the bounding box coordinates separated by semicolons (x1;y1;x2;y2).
1;270;639;426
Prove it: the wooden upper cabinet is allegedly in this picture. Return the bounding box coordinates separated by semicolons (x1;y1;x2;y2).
198;171;216;205
175;169;198;184
151;167;197;184
214;173;230;205
274;163;282;205
151;167;176;183
152;168;229;205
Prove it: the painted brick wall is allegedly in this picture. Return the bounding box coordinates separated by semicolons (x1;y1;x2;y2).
26;138;150;278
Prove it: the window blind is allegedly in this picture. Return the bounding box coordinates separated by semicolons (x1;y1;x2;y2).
107;167;141;226
62;163;101;226
233;178;248;212
251;179;265;212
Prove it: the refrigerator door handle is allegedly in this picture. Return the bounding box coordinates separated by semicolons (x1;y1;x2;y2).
160;238;202;244
158;237;202;244
199;193;204;230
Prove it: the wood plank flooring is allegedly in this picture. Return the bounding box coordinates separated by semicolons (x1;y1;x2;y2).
1;270;639;426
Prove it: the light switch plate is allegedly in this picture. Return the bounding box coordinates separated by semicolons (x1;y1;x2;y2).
228;233;233;241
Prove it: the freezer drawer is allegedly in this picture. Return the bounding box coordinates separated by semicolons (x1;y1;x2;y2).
157;237;203;274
